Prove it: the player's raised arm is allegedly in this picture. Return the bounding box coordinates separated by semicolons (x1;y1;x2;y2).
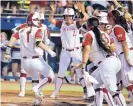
48;3;62;27
112;0;133;23
48;3;56;25
76;2;88;27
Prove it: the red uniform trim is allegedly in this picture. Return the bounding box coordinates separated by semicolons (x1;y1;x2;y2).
35;29;42;39
20;73;27;78
19;23;27;29
82;33;93;46
114;26;126;42
127;84;133;91
13;32;19;39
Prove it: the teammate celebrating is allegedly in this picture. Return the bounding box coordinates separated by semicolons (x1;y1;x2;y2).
108;9;133;103
5;12;56;102
49;2;89;98
12;12;54;97
82;17;127;106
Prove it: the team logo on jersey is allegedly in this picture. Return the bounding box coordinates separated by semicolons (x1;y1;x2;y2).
117;34;122;38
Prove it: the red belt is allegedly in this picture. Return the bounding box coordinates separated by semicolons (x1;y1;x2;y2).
63;47;80;52
23;56;39;59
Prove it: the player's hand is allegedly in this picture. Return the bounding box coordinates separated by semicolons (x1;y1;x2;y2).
50;3;56;13
4;54;11;60
51;51;56;57
49;50;56;57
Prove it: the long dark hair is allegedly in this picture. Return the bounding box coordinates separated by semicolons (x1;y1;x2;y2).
108;10;129;32
92;27;112;53
88;17;112;53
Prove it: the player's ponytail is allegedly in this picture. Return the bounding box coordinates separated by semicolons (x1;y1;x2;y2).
87;17;112;53
108;10;129;32
92;26;112;53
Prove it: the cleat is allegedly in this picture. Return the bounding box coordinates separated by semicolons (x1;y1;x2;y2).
18;91;25;97
50;93;59;98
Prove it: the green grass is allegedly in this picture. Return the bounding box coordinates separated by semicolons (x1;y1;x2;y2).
1;81;83;92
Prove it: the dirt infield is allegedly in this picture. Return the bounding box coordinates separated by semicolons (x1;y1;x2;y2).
1;81;93;106
1;81;132;106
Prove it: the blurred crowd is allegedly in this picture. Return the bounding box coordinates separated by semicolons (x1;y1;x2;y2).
1;32;21;81
0;0;133;15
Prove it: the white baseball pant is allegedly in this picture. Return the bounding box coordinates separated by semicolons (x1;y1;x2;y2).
118;49;133;102
22;56;55;89
92;56;127;106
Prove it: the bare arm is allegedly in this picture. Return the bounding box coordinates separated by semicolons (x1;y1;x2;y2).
112;0;121;7
37;39;52;52
12;45;20;48
8;37;18;47
77;2;88;25
36;39;56;57
121;40;133;67
112;0;133;23
48;3;57;25
82;45;91;71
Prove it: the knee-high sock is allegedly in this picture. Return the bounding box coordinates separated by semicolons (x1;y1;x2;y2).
127;84;133;102
113;93;127;106
102;88;115;106
54;77;63;94
79;77;87;94
95;88;104;106
35;77;52;90
20;73;27;92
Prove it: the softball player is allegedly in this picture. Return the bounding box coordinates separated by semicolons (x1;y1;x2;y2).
116;6;133;45
12;12;54;97
82;17;127;106
49;3;89;98
5;12;56;100
108;10;133;103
